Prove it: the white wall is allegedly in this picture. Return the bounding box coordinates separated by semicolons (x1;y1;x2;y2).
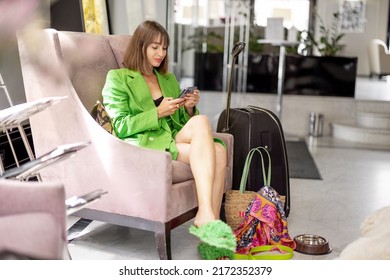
316;0;389;76
0;45;27;107
108;0;168;35
106;0;130;35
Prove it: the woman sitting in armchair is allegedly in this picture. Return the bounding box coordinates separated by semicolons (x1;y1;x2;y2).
102;20;236;260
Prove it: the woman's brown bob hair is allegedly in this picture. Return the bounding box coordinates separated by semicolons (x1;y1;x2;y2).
123;20;170;74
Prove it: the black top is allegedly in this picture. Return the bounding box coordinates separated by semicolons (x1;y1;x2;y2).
154;96;163;107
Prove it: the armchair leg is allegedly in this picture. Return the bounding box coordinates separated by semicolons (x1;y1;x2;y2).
154;222;172;260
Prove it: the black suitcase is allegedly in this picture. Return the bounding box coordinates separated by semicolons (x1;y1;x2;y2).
217;42;290;216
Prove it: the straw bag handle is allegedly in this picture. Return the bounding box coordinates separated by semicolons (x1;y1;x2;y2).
239;147;271;193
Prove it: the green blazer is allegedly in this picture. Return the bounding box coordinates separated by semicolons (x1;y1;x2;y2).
102;68;199;160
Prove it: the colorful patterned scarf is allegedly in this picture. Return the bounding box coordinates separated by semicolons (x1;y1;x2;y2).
235;185;296;255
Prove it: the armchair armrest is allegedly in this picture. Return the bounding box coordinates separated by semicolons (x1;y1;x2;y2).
0;180;67;240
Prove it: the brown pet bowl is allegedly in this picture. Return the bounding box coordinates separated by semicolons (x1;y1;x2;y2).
294;234;332;255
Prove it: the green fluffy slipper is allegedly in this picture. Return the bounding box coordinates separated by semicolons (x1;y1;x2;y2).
189;220;236;252
198;242;234;260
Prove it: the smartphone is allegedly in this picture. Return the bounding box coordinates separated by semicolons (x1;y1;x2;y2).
178;86;197;99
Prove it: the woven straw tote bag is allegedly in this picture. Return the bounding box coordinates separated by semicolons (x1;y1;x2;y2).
224;147;267;230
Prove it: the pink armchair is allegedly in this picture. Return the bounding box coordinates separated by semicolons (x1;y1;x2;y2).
17;29;233;259
0;179;69;260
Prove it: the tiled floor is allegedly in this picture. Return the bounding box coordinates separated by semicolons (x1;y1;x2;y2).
67;76;390;260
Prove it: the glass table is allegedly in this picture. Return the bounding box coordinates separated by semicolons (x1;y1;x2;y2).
0;96;67;176
0;140;91;181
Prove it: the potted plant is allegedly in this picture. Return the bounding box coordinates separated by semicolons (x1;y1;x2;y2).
281;11;357;98
301;11;345;56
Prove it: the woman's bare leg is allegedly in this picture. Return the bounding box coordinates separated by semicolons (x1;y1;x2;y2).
211;142;226;218
175;115;226;227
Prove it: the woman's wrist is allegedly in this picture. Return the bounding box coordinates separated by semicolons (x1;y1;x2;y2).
157;107;162;119
185;106;195;117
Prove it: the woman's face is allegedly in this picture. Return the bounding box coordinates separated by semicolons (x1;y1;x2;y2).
146;35;167;68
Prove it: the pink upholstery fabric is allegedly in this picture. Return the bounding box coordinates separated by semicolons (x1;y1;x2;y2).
0;180;68;259
17;29;233;224
0;213;62;259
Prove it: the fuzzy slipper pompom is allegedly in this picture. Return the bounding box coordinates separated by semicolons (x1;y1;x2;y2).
189;220;236;251
198;242;234;260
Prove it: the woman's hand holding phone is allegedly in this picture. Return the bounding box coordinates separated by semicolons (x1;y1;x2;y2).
157;97;185;118
157;87;199;118
180;87;199;117
178;86;197;99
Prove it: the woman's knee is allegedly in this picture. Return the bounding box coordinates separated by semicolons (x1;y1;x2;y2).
188;115;211;131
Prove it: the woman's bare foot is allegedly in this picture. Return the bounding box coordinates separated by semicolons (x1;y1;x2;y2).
193;208;217;227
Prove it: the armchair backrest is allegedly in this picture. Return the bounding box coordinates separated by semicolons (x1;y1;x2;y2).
57;31;130;111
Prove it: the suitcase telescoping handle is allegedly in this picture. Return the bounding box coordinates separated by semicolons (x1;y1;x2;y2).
223;41;246;133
